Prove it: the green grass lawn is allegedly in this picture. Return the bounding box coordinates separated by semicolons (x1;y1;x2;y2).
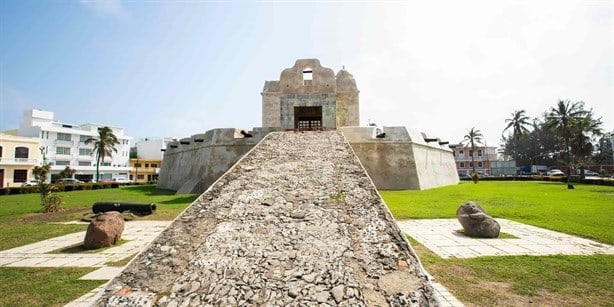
0;185;198;251
382;181;614;306
0;267;106;307
381;181;614;245
0;185;197;306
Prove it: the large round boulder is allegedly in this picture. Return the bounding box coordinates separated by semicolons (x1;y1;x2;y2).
456;201;500;238
84;211;125;249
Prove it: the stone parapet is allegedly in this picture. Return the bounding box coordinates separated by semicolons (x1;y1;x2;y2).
157;127;282;194
340;126;459;190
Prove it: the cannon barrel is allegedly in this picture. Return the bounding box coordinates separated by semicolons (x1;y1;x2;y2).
92;202;157;216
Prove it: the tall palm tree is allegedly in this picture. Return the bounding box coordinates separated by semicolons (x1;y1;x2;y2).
85;127;120;182
544;100;589;189
503;110;531;140
463;127;484;175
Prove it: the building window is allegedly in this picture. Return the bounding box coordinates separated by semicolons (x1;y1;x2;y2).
56;147;71;155
80;135;90;142
303;68;313;86
145;163;149;168
15;147;29;159
101;162;111;166
469;162;474;168
78;162;91;166
459;150;464;155
137;174;145;180
13;169;27;183
478;149;483;157
57;133;71;141
460;162;465;168
151;163;157;168
469;150;473;157
0;146;3;158
134;163;142;168
478;162;483;168
79;148;91;156
55;161;70;166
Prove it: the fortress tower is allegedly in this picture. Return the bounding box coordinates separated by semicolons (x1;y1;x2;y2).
261;59;359;130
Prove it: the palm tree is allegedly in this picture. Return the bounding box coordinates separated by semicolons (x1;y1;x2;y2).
85;127;120;182
544;100;591;189
463;127;484;175
503;110;530;140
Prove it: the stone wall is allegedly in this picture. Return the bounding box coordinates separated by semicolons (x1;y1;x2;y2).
340;126;459;190
157;128;281;194
95;131;436;306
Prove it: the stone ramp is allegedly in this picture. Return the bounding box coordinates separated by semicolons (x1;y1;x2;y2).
95;131;436;306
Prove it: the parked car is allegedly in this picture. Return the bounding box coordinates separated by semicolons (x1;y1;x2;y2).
112;178;132;183
458;173;471;179
55;178;83;185
576;169;599;176
21;180;39;187
547;169;565;176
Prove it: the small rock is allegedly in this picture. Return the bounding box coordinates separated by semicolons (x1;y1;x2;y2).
290;210;306;219
288;287;299;298
302;273;316;283
331;285;344;303
188;281;201;293
316;291;330;303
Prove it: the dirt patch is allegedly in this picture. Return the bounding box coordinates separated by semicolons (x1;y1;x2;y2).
19;207;88;223
428;263;592;307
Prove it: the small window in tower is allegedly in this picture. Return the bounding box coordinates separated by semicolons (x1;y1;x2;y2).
303;68;313;86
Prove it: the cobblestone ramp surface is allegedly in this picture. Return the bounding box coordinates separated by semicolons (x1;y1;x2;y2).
95;131;436;306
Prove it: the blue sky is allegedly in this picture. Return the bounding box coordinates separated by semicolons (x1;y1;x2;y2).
1;0;612;146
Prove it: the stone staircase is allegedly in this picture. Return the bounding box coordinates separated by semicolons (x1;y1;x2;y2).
94;131;436;306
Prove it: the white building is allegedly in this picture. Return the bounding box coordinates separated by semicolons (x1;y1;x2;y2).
17;109;132;182
135;137;175;160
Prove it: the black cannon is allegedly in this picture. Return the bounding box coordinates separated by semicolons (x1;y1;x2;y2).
92;202;157;216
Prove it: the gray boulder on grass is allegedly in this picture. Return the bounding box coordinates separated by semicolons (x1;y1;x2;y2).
84;211;125;249
456;201;500;238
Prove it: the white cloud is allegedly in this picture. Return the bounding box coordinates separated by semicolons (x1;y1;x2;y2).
80;0;127;19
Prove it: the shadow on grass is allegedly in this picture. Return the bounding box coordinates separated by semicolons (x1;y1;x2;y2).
120;185;178;196
159;195;199;205
51;240;129;254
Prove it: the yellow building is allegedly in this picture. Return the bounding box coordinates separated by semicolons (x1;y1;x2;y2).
0;131;41;187
129;158;161;183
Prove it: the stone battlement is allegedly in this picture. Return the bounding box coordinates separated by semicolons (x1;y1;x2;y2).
157;127;282;194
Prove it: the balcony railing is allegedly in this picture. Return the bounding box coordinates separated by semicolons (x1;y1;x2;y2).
0;157;38;165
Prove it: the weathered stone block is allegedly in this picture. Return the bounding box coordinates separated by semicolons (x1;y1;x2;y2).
84;211;125;249
456;201;500;238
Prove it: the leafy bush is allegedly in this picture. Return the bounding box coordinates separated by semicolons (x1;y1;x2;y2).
42;194;63;213
471;172;480;184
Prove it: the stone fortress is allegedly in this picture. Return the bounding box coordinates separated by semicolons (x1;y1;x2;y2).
95;59;459;305
158;59;458;193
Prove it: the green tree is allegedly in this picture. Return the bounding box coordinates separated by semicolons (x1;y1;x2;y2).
545;100;601;188
32;148;62;212
503;109;531;140
85;127;120;182
463;127;484;179
58;166;76;179
593;134;613;165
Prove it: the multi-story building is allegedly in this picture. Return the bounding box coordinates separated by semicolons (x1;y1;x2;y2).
449;143;499;175
128;138;173;183
129;158;161;183
16;109;132;182
0;132;40;187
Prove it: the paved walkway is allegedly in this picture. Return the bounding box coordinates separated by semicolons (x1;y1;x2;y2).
0;221;170;268
397;218;614;259
0;221;170;307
